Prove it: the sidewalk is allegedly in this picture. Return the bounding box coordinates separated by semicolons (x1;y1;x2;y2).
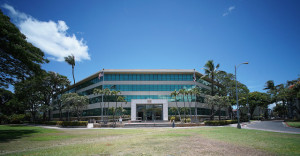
229;121;300;134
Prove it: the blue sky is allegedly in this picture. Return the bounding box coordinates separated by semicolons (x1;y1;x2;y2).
1;0;300;92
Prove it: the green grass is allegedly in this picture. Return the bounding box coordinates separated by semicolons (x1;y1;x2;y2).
0;125;299;156
177;127;300;155
286;122;300;128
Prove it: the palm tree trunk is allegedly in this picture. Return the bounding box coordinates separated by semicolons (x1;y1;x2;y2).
183;95;186;123
72;66;75;85
114;96;117;127
194;95;197;122
175;98;182;122
189;95;192;122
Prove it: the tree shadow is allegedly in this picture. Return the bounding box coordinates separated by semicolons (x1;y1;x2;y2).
0;126;39;143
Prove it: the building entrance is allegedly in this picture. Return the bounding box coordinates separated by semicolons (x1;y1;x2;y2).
136;104;163;121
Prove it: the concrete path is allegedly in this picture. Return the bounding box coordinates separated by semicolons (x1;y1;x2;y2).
238;120;300;134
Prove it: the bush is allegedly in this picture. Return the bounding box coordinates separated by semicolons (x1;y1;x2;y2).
284;119;300;122
204;120;237;126
0;114;9;124
170;116;176;122
9;114;25;124
252;116;262;120
168;116;181;121
184;118;191;123
44;121;59;125
57;121;88;127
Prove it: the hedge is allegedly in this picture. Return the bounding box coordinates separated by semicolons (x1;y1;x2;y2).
204;120;237;126
56;121;88;127
0;114;26;124
25;121;88;127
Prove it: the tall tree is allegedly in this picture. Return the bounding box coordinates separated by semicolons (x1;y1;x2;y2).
248;92;271;119
0;88;24;116
0;10;48;88
14;76;44;122
191;87;201;122
187;90;193;121
202;60;222;96
111;90;120;127
202;60;223;120
117;96;127;117
179;89;187;122
48;72;70;120
93;88;103;120
64;54;76;85
170;90;182;122
103;88;111;122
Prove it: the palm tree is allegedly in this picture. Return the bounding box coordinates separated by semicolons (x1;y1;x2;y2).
179;88;187;123
191;87;201;122
64;54;76;85
202;60;222;120
111;90;120;127
202;60;221;96
103;88;111;122
117;96;127;117
187;90;193;121
170;90;182;122
93;88;103;121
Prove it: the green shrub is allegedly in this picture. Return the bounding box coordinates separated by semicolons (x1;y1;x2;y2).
225;120;237;124
183;118;191;123
9;114;25;124
168;116;181;121
44;121;59;125
170;116;176;122
284;119;300;122
57;121;88;127
0;114;9;124
186;118;191;123
204;120;237;126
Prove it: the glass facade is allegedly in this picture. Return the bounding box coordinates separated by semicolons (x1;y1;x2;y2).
79;85;209;96
105;84;194;91
72;73;211;91
105;74;193;81
88;95;205;104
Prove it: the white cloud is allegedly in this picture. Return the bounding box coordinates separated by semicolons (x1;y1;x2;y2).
223;6;235;17
2;4;90;62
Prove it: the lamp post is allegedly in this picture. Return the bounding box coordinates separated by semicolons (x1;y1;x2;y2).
235;62;249;129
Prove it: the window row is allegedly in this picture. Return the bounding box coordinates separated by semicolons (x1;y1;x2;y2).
104;85;194;92
105;74;193;81
78;85;209;96
88;95;205;104
71;74;211;92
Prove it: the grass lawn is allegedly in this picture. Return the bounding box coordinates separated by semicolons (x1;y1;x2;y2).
286;122;300;128
0;125;299;156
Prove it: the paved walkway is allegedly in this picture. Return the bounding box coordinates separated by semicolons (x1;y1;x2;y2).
233;120;300;134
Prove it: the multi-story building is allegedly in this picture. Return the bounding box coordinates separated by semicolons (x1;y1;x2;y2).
52;69;226;121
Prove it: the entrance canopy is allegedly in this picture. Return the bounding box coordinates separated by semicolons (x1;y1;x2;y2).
131;99;168;121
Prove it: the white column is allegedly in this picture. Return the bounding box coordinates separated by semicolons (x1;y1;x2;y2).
131;100;136;121
163;100;168;121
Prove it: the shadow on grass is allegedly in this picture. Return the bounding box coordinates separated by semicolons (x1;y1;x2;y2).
0;128;39;143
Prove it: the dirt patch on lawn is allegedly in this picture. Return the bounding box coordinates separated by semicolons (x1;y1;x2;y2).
170;135;274;156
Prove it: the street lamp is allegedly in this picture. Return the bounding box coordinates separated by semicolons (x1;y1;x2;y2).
235;62;249;129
